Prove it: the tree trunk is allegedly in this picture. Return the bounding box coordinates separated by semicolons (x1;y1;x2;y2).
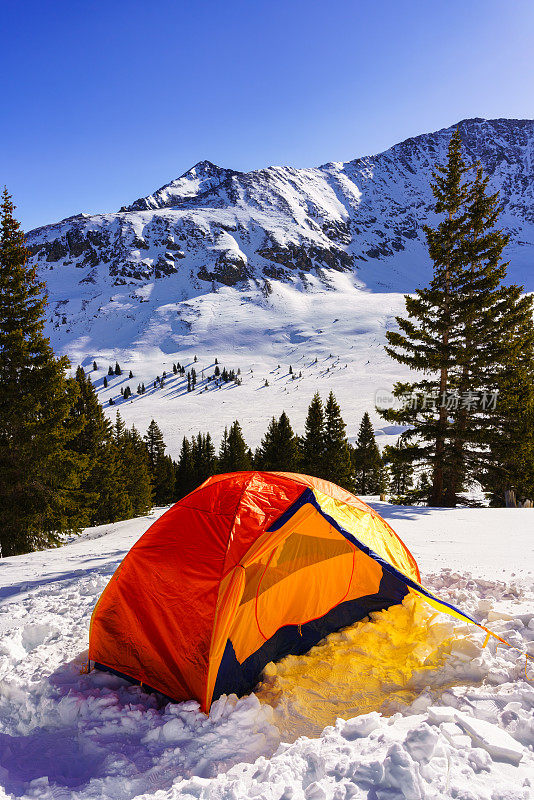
504;488;516;508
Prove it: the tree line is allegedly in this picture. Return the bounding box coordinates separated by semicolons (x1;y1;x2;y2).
172;399;399;502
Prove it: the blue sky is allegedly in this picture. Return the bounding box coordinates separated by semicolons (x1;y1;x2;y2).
2;0;533;231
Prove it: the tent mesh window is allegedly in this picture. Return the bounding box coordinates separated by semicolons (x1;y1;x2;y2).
246;529;356;640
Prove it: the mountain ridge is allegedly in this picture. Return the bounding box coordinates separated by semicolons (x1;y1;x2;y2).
25;117;534;357
117;116;534;213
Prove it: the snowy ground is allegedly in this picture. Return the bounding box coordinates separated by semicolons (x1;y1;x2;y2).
0;503;533;800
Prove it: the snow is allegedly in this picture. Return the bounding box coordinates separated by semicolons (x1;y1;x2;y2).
0;504;532;799
453;711;525;764
61;277;415;458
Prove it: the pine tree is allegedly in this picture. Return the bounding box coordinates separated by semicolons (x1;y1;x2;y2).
382;437;414;500
69;367;129;525
352;413;382;495
156;455;176;504
119;424;153;515
114;362;122;375
103;376;108;388
445;166;533;504
300;392;325;476
379;130;472;505
144;420;174;504
175;437;196;499
89;438;131;525
323;392;354;490
93;360;97;371
191;432;217;484
218;421;251;472
129;370;133;379
381;132;534;506
145;419;163;464
0;189;86;555
108;365;114;376
256;412;299;472
482;292;534;504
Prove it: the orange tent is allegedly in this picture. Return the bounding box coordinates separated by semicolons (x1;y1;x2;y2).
89;471;480;711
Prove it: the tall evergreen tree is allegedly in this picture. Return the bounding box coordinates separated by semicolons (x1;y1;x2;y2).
218;421;251;472
352;413;382;495
382;437;414;500
300;392;325;476
0;189;85;555
323;392;354;490
144;420;175;504
444;166;534;503
255;411;299;472
378;130;533;506
380;130;469;505
115;421;153;516
69;367;128;525
175;437;196;500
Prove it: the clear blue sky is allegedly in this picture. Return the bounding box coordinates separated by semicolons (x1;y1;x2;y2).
2;0;533;231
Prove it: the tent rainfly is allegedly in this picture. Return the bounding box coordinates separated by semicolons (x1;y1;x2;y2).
88;471;511;711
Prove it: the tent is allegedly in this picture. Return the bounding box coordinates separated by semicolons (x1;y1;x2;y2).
88;471;488;711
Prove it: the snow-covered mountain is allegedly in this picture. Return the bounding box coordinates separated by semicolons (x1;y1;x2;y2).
25;118;534;452
28;118;534;346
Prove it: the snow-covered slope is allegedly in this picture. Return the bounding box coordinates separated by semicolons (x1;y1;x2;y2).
0;504;532;799
25;118;534;452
